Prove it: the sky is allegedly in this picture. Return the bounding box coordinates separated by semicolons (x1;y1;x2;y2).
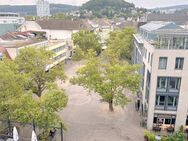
0;0;188;8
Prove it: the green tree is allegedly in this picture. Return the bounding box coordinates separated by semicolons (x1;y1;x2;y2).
51;13;70;20
15;47;66;97
107;27;135;61
72;30;102;55
72;47;85;61
71;52;140;111
0;51;68;132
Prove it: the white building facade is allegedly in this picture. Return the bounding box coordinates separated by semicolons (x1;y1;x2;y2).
0;12;25;35
133;21;188;131
36;0;50;17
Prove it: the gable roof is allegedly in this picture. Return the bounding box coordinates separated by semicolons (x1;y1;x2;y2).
147;13;188;25
140;21;181;32
36;19;91;30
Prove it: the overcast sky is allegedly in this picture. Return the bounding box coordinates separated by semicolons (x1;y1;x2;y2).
0;0;188;8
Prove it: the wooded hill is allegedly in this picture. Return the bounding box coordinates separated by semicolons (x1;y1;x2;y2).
81;0;135;18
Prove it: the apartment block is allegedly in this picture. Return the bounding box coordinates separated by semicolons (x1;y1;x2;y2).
133;21;188;131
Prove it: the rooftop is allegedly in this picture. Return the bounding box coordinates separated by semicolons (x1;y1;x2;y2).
0;31;47;48
147;13;188;25
89;19;112;28
140;21;174;32
154;29;188;36
36;19;91;30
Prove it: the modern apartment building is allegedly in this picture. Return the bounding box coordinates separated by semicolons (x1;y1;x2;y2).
133;21;188;131
0;12;25;35
36;0;50;17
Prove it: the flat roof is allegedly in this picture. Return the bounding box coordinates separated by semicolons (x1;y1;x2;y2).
0;39;66;49
0;39;47;48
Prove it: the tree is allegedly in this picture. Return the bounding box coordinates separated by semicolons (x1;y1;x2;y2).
72;47;85;61
107;27;135;61
71;51;140;111
0;48;68;132
51;13;70;20
15;47;66;97
72;30;102;55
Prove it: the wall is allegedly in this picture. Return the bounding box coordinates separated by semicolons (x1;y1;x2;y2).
45;30;79;40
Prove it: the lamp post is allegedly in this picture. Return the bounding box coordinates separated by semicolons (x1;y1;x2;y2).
60;122;63;141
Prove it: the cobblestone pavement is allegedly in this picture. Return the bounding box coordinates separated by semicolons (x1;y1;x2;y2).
58;61;144;141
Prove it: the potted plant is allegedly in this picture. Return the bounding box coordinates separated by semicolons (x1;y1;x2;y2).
144;130;149;141
148;132;156;141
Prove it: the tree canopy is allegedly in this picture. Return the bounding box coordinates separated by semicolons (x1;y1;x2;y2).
72;30;102;55
71;50;140;111
0;48;68;131
106;27;135;61
81;0;135;18
15;47;66;97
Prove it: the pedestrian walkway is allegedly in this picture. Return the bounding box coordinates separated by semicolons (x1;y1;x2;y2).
58;61;144;141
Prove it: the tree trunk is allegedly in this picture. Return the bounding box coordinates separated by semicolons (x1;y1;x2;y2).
109;101;114;112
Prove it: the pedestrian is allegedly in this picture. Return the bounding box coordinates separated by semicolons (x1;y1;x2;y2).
137;97;140;111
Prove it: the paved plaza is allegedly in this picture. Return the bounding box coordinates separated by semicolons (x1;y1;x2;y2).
58;61;144;141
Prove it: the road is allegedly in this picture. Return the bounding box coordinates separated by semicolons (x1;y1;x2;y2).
58;61;144;141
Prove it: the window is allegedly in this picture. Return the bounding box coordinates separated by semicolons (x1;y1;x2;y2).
148;52;150;63
157;77;167;90
169;78;181;92
145;49;147;59
156;95;165;106
159;57;167;69
186;116;188;126
175;57;184;70
150;54;153;66
167;96;178;107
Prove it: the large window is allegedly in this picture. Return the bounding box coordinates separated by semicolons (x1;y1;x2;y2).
159;57;167;69
157;77;181;92
175;57;184;70
169;78;181;92
156;95;165;106
153;114;176;126
156;77;181;111
157;77;168;90
167;96;178;107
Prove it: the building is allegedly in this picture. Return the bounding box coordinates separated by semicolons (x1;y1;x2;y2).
89;19;113;50
133;21;188;131
0;12;25;35
36;0;50;17
19;19;91;40
0;31;70;68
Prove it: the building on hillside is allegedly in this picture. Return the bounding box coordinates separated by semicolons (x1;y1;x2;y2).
133;21;188;132
0;12;25;35
0;31;70;69
36;0;50;17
